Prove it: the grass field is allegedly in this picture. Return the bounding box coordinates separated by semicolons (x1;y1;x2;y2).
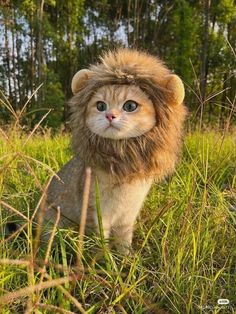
0;128;235;313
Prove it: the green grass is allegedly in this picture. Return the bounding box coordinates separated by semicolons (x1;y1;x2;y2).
0;129;235;313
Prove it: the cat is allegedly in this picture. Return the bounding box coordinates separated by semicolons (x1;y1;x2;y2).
41;48;187;253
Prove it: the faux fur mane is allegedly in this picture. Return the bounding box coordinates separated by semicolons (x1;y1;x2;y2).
69;49;187;182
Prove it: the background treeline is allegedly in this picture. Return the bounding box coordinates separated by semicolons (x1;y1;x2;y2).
0;0;235;128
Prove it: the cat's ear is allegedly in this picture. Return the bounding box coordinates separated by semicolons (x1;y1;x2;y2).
71;69;93;95
162;74;185;106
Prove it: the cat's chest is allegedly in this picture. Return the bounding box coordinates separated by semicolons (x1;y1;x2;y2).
92;170;153;225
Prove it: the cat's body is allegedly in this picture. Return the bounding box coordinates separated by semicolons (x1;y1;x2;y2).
42;49;187;252
45;156;152;250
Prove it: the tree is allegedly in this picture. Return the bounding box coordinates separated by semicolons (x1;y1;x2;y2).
0;0;235;128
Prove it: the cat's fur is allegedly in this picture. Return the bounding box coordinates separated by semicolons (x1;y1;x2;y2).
41;49;187;252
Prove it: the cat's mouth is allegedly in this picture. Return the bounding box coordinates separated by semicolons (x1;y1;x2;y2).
105;124;120;131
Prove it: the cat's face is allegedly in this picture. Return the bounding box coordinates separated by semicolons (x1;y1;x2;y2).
86;85;156;139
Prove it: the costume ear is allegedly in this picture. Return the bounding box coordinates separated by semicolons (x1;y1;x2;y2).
162;74;185;106
71;69;93;95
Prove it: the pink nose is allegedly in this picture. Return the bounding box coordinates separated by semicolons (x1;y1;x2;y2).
106;114;116;122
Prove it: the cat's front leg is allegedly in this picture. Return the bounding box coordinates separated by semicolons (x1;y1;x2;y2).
93;213;111;241
101;222;111;240
112;224;134;254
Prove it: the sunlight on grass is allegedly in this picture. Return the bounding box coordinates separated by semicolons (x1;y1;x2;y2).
0;28;236;311
0;126;235;312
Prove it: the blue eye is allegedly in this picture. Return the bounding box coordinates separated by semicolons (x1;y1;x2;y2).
96;101;107;111
123;100;138;112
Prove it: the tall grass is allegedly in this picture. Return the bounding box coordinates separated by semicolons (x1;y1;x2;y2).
0;125;235;313
0;73;236;313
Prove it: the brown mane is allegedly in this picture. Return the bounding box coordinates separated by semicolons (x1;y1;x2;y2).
69;49;187;182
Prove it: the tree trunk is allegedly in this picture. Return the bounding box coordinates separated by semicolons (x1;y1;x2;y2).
15;20;22;105
219;73;228;129
36;0;45;106
30;10;35;96
12;7;18;107
200;0;210;103
4;15;12;103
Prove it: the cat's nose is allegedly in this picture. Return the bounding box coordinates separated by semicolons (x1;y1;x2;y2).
106;113;116;122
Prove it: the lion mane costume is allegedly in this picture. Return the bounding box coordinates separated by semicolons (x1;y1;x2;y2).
70;49;187;182
42;49;187;245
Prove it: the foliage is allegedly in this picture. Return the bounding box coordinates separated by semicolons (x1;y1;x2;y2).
0;0;235;127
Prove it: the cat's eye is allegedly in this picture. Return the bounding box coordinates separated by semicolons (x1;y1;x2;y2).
96;101;107;111
123;100;138;112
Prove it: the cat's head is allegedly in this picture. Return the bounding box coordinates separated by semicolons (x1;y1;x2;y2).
70;49;185;140
69;49;187;181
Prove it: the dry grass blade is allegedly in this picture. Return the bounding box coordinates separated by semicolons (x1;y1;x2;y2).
33;206;61;309
42;206;60;267
0;126;9;141
20;154;61;179
36;303;76;314
31;177;52;222
24;159;44;191
0;259;31;266
0;222;28;244
204;87;230;104
0;258;83;275
25;262;34;313
77;167;92;268
23;110;52;146
32;177;53;256
50;279;86;314
19;84;43;118
0;274;81;305
225;95;236;131
226;37;236;58
0;89;18;120
0;200;30;222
